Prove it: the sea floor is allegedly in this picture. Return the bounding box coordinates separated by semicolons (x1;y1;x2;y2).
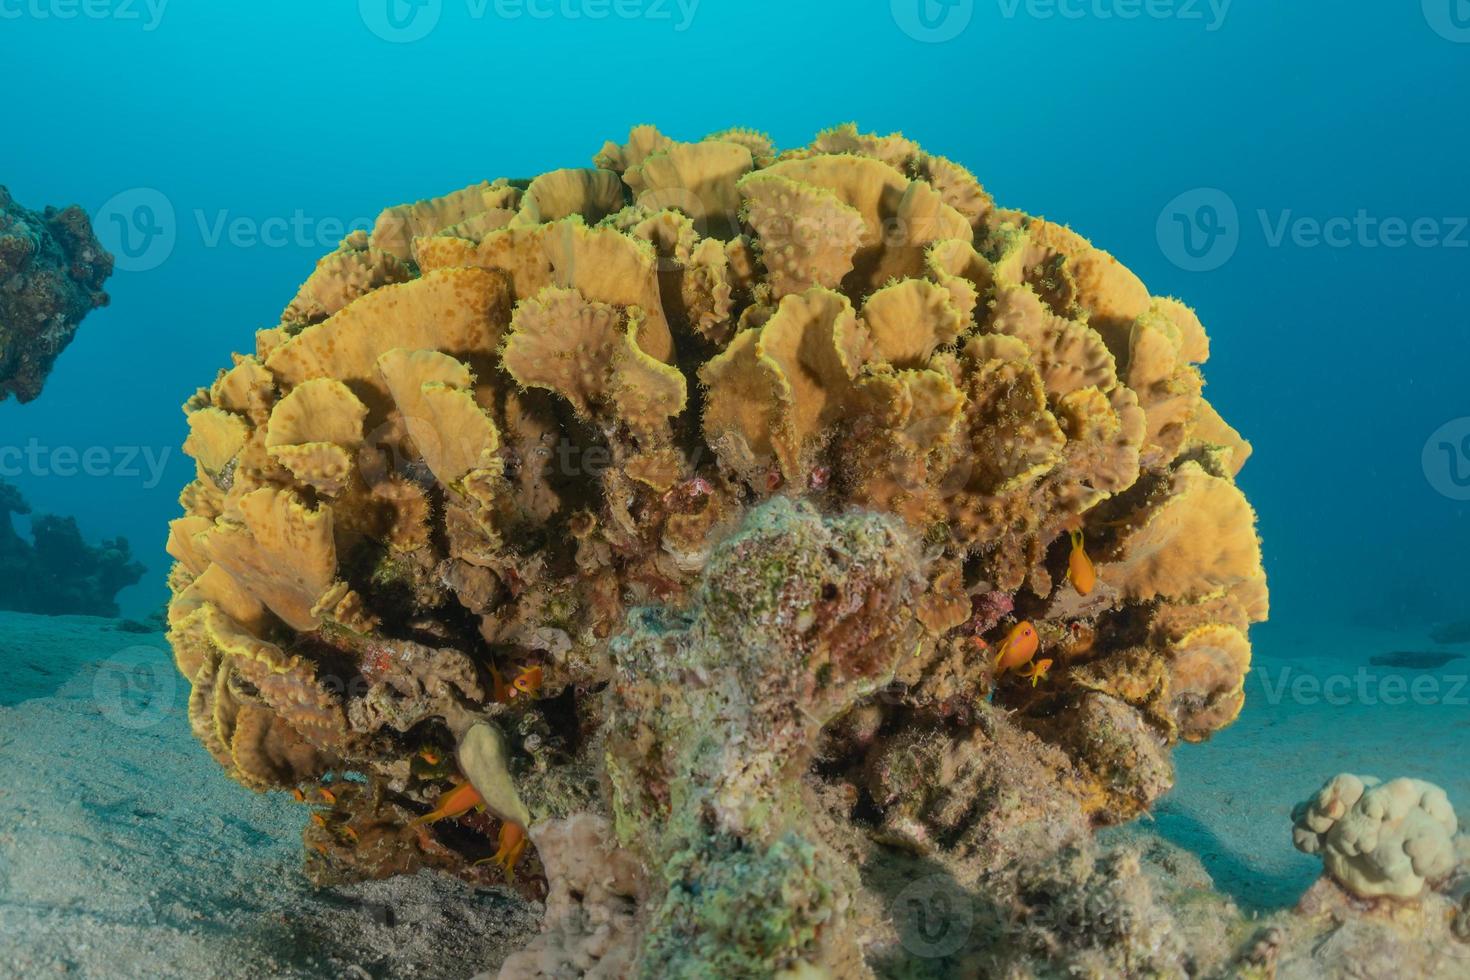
0;610;1465;977
1134;617;1470;911
0;611;538;979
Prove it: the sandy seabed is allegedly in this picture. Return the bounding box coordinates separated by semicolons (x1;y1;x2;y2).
0;611;538;978
0;610;1465;977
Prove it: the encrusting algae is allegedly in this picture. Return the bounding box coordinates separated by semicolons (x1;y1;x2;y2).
163;123;1280;976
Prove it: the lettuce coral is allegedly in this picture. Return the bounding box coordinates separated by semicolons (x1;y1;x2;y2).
165;123;1268;974
0;186;113;403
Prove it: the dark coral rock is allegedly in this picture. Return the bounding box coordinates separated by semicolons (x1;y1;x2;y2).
0;477;144;617
0;185;114;403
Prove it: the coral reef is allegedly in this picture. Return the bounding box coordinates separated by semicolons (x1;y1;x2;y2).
164;124;1270;974
0;477;145;617
1218;774;1470;979
1241;875;1470;979
496;815;642;979
0;186;113;403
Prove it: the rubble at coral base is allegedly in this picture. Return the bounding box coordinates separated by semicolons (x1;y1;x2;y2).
3;609;1466;978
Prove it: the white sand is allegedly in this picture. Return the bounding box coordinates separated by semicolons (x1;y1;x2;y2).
0;611;538;979
1130;617;1470;910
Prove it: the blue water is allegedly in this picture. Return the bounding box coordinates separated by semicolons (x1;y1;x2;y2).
2;1;1467;632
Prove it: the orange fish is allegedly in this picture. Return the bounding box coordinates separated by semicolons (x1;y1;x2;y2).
419;747;442;766
994;621;1040;673
487;821;529;881
318;787;337;805
1019;658;1053;687
410;780;485;827
511;666;543;699
492;665;543;703
1068;529;1096;596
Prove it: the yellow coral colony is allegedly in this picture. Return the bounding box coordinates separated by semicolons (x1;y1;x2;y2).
167;123;1266;871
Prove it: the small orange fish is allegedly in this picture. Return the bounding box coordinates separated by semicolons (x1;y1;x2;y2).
291;788;307;803
483;821;528;881
318;787;337;805
411;780;485;827
1068;529;1096;596
994;621;1040;673
419;747;442;766
339;825;359;844
493;664;544;703
310;813;329;829
511;666;543;699
1019;658;1053;687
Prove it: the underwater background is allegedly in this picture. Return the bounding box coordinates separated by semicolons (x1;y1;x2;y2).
4;1;1467;632
2;2;1469;976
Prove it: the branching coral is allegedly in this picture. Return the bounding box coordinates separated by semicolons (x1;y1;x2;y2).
165;123;1268;974
0;186;113;403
